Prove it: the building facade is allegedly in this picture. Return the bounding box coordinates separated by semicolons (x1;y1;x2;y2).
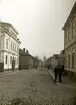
43;55;46;68
51;54;60;69
19;48;38;69
59;50;65;66
45;57;53;68
63;2;76;74
0;22;21;71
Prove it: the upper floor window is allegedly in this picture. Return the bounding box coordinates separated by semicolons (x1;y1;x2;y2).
72;19;76;38
68;25;71;42
11;41;13;50
15;44;16;52
65;30;68;45
17;46;19;53
16;46;17;52
6;39;8;49
13;43;14;51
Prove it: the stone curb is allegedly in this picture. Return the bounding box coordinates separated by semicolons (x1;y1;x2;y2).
0;69;35;78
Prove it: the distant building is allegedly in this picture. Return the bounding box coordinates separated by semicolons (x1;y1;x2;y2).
45;56;53;68
38;59;43;69
0;22;21;71
62;2;76;75
43;55;46;67
51;54;60;69
19;48;38;70
59;50;65;66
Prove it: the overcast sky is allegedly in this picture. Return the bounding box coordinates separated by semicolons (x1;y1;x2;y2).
0;0;75;59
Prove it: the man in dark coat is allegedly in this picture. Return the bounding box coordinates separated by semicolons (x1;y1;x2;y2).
54;65;58;82
48;65;49;70
58;65;64;82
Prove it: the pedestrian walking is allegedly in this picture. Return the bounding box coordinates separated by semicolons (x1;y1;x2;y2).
58;65;64;83
54;65;58;82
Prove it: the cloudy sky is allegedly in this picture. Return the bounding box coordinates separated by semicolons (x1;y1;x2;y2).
0;0;75;59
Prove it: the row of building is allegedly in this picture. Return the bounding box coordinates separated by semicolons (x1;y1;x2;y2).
45;50;64;69
0;21;39;72
46;2;76;76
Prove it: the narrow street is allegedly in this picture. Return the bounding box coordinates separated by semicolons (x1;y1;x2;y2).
0;69;75;105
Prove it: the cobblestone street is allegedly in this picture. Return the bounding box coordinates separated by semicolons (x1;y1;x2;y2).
0;69;76;105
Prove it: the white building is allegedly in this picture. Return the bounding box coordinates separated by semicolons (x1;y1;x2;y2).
0;22;21;71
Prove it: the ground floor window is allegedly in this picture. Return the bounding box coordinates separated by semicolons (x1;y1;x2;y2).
17;58;18;65
68;51;70;68
10;56;12;64
65;54;67;68
15;57;16;66
6;55;8;64
72;49;75;69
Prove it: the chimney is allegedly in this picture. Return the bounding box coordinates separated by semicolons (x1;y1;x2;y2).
17;38;19;41
23;48;25;52
26;50;29;54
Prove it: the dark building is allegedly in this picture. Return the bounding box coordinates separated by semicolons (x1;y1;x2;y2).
19;48;38;70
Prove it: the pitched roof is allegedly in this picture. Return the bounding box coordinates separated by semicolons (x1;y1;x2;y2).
62;2;76;30
19;49;38;61
1;21;19;34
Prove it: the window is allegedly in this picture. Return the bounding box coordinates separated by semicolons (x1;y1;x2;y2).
16;58;17;65
65;28;70;44
10;56;12;64
65;30;67;45
68;51;70;68
6;55;8;64
68;28;70;42
17;58;18;65
15;57;16;66
15;44;16;52
16;46;17;52
13;43;14;51
17;46;19;53
65;54;67;68
11;42;12;50
11;41;13;50
72;17;76;38
72;49;75;69
14;43;15;51
6;39;8;49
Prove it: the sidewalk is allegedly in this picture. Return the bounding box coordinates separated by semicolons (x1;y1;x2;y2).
0;70;19;77
48;69;76;88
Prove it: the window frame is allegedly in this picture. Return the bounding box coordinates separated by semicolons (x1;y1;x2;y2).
68;51;70;68
72;48;75;69
6;39;8;49
6;55;8;64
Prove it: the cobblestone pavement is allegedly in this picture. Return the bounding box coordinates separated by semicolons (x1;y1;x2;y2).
0;69;76;105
